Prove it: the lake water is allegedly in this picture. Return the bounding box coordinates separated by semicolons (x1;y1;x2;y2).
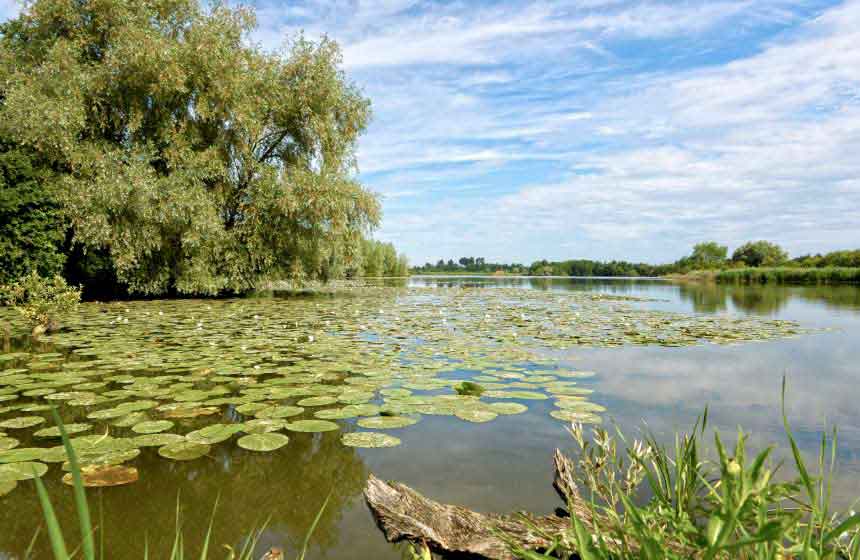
1;276;859;559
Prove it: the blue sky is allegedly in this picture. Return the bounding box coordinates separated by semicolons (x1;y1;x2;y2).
4;0;859;265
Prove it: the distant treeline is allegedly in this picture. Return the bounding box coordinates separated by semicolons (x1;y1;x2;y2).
413;257;528;275
414;242;860;281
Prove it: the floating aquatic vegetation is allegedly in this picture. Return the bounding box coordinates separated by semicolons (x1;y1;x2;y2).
285;420;340;433
131;420;174;434
0;437;19;451
486;402;528;415
356;416;418;429
0;416;46;429
0;479;15;496
62;464;139;487
134;433;185;447
237;433;289;452
0;461;48;481
34;423;92;438
186;424;244;445
454;409;498;423
0;284;809;491
341;432;401;448
157;441;210;461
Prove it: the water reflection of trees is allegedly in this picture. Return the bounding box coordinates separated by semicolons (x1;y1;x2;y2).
411;276;664;294
677;283;860;315
0;430;368;558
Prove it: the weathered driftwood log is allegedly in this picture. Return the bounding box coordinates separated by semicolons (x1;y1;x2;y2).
364;473;568;559
363;447;658;559
364;447;695;559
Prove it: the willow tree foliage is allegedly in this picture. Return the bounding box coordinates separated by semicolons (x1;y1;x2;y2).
356;240;408;277
0;141;66;284
0;0;379;295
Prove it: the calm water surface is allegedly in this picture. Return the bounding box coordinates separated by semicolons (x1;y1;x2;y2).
2;277;859;559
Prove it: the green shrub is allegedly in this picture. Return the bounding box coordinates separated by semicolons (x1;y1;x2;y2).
1;272;80;335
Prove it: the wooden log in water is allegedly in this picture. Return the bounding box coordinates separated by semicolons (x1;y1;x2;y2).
364;473;568;559
363;448;666;559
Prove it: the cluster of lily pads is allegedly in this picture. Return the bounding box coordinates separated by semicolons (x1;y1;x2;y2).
0;285;803;493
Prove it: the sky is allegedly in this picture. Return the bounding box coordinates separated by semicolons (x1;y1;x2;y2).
4;0;859;265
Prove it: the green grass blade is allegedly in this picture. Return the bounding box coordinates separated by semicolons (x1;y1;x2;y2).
51;408;95;560
823;513;860;545
99;490;104;560
198;494;220;560
25;525;43;559
297;489;332;560
781;378;814;500
33;471;70;559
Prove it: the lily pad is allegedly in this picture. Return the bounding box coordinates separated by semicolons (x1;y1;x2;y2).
243;419;287;434
356;416;418;429
254;405;304;419
133;433;186;447
454;409;498;423
0;416;46;430
0;479;16;497
63;465;139;487
70;449;141;470
549;409;602;423
0;461;48;481
341;432;401;448
157;441;211;461
297;396;338;407
0;437;19;452
237;433;289;452
285;420;340;433
186;424;244;445
34;424;92;438
487;402;528;415
131;420;174;435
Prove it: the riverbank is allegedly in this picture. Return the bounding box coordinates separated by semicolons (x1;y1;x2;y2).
667;266;860;285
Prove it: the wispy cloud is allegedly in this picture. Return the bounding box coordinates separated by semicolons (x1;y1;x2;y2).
2;0;856;264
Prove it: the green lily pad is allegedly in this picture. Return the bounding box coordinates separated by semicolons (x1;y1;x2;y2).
0;416;46;430
157;441;211;461
0;461;48;481
483;390;548;400
297;396;338;407
34;424;92;438
487;402;528;415
285;420;340;433
549;409;602;423
0;479;16;497
67;448;141;470
131;420;174;434
0;437;19;452
454;409;498;423
111;412;150;428
341;432;401;448
356;416;418;429
237;433;289;452
186;424;244;445
254;405;304;419
243;419;287;434
133;433;186;447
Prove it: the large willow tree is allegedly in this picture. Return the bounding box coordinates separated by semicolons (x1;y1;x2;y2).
0;0;379;295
